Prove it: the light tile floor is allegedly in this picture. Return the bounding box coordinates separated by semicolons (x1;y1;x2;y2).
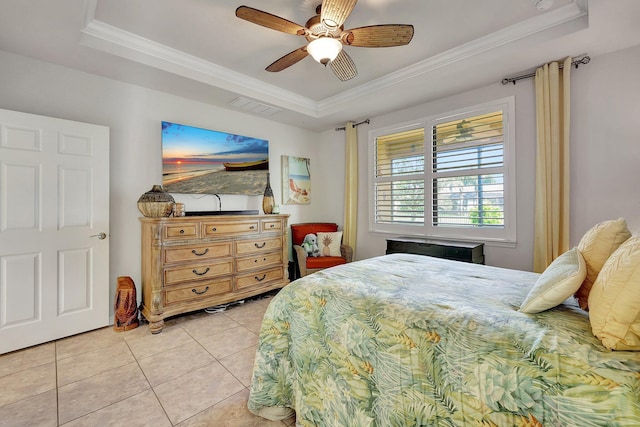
0;291;295;426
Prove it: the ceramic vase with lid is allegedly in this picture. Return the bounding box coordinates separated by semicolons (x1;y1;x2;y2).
137;185;175;217
262;173;275;214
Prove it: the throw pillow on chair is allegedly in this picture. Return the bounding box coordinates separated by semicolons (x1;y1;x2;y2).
291;223;353;278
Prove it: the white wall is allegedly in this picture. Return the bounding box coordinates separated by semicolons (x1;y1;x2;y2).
0;49;331;317
339;44;640;271
313;129;347;224
570;45;640;241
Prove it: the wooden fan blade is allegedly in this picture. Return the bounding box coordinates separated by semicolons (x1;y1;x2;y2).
343;24;414;47
236;6;306;36
321;0;357;29
330;50;357;81
266;47;309;72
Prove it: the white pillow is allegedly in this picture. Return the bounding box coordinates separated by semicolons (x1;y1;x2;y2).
316;231;343;257
588;236;640;351
575;218;631;310
520;247;586;314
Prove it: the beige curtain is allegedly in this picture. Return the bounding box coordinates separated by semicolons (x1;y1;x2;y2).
343;122;358;258
533;57;571;272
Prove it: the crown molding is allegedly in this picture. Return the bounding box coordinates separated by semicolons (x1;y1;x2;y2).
317;1;587;112
80;19;320;116
79;0;587;119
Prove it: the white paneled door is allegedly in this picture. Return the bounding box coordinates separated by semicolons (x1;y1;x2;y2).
0;109;109;354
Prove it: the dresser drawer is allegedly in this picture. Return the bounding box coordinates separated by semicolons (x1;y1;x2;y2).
164;260;233;285
236;252;283;272
261;219;282;232
164;223;199;240
202;220;259;237
236;267;283;290
163;242;232;264
235;237;282;256
164;279;233;305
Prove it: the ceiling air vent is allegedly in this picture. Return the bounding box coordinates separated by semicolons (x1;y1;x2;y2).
229;97;282;117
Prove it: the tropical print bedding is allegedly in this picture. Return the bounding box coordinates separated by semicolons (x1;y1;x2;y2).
248;254;640;426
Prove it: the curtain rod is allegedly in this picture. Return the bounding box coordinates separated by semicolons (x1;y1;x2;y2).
501;55;590;85
335;119;370;131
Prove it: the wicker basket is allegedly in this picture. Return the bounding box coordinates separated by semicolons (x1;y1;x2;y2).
137;185;175;217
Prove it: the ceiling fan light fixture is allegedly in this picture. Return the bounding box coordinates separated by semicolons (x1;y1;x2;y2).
307;37;342;66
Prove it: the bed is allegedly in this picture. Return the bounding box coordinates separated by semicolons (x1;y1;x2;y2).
248;253;640;426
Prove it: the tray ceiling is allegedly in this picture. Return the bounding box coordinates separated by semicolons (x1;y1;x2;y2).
1;0;639;131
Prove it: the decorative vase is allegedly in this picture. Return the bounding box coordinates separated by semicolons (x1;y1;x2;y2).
137;185;175;217
262;173;275;214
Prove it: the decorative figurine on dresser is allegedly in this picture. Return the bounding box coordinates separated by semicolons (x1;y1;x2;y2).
139;213;290;333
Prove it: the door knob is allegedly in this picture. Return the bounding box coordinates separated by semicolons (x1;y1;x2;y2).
90;232;107;240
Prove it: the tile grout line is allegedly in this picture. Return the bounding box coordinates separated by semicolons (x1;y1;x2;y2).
147;318;252;425
124;324;178;426
55;342;135;388
183;315;249;388
175;388;251;426
172;310;260;425
56;332;153;425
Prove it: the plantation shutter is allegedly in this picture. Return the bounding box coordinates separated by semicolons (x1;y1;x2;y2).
374;128;425;225
432;111;505;228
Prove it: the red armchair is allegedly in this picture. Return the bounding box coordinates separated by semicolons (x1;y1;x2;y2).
291;222;353;278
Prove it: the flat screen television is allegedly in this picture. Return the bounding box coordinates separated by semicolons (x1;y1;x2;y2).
161;121;269;195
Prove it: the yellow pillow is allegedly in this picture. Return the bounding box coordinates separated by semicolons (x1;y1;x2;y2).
316;231;342;257
520;247;586;314
588;236;640;351
575;218;631;310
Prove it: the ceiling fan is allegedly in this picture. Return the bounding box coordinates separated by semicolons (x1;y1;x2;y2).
235;0;414;81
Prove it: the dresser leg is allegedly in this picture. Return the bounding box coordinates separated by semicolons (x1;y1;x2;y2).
149;319;164;334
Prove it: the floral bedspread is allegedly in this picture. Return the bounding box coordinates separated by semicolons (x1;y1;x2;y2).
248;254;640;426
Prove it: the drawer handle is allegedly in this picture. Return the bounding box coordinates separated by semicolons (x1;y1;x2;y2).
180;229;185;234
254;242;266;248
192;267;210;276
211;227;217;232
192;286;209;295
249;225;256;230
255;274;266;282
269;224;275;228
254;258;267;263
192;248;209;256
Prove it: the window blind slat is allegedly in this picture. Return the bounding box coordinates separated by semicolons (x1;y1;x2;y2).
375;178;424;224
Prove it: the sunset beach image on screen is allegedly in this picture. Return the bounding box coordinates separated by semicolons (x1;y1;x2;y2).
161;121;269;195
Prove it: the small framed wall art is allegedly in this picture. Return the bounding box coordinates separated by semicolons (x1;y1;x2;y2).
281;155;310;204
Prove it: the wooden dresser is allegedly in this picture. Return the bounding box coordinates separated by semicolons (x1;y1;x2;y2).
139;214;289;333
386;237;485;264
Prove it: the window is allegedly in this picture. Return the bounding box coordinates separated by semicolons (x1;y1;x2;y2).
369;98;516;243
374;127;425;225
